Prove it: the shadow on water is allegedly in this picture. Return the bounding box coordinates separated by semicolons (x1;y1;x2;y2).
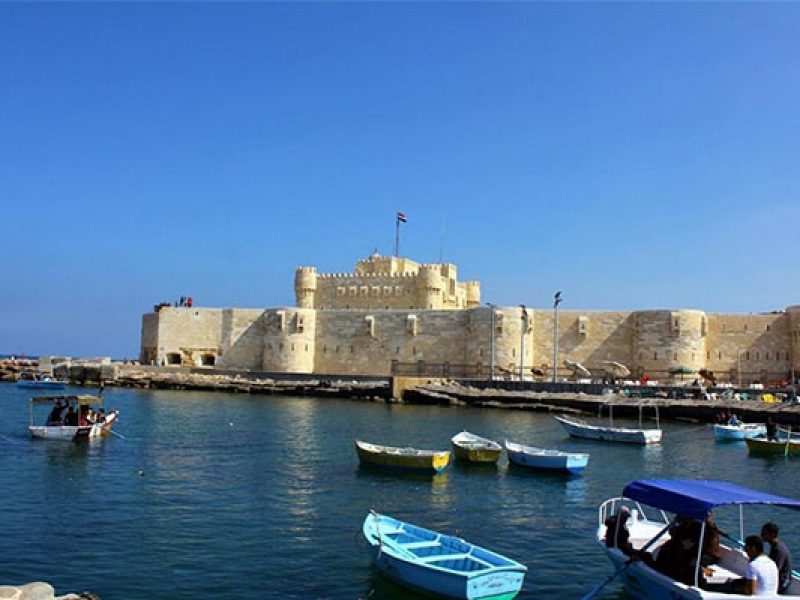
360;569;437;600
356;463;450;484
450;458;500;474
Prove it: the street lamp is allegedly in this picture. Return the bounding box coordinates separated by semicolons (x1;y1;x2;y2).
519;304;528;381
487;303;496;381
552;291;562;383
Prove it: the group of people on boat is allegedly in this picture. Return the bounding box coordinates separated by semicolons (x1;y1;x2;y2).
716;410;742;426
45;401;106;427
605;508;794;595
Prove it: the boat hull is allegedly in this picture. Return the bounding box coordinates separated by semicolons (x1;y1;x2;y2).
745;436;800;455
713;424;766;441
505;442;588;474
29;412;118;442
355;441;450;473
554;415;662;445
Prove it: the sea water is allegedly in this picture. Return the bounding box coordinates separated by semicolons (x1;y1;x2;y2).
0;382;796;599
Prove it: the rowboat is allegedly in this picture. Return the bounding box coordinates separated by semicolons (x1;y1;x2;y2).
29;394;119;442
554;414;662;445
363;512;527;599
355;440;450;473
745;436;800;456
592;479;800;599
713;423;766;441
504;440;589;474
450;431;502;464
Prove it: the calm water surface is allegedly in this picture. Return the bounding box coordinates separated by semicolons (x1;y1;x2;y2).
0;382;797;599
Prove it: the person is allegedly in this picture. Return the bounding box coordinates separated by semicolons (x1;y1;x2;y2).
701;513;724;567
730;535;779;596
654;522;701;585
58;402;70;423
186;296;193;308
604;506;635;556
766;418;779;442
46;400;63;425
65;406;78;426
762;522;793;595
728;412;741;426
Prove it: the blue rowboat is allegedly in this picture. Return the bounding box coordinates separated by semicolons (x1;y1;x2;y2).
504;440;589;474
363;512;527;600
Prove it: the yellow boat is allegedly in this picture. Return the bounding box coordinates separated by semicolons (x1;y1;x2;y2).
355;440;450;473
450;431;502;464
745;436;800;455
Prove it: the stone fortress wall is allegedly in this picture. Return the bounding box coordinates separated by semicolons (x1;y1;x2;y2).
141;254;800;382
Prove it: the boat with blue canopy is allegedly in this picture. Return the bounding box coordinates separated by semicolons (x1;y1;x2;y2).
363;512;527;599
592;479;800;599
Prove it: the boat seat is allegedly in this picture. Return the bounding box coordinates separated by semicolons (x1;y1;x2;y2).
403;541;442;550
419;553;471;563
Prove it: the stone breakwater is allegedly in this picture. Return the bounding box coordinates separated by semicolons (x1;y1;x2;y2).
402;382;800;426
53;363;392;401
0;359;39;381
0;582;94;600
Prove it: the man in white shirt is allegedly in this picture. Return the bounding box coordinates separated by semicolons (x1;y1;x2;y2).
732;535;779;596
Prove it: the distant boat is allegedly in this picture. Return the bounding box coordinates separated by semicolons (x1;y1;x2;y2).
450;431;502;464
29;394;118;442
363;511;527;600
355;440;450;474
713;423;766;442
16;371;66;390
505;440;588;474
554;414;662;445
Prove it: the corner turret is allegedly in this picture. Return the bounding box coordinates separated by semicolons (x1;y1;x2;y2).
294;267;318;309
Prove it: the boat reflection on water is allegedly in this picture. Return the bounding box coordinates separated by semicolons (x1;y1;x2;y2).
361;569;428;600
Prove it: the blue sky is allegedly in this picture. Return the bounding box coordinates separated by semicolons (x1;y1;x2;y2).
2;3;799;358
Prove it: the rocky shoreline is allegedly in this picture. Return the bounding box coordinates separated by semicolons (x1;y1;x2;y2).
0;582;96;600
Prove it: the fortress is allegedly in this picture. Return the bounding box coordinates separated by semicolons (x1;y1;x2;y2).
140;253;800;384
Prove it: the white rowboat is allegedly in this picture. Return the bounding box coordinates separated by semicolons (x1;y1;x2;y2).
554;414;662;445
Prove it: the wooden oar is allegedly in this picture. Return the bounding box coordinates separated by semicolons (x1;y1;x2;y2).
581;519;675;600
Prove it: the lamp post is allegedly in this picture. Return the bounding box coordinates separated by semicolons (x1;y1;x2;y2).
487;303;496;381
519;304;528;381
737;349;742;388
552;291;562;383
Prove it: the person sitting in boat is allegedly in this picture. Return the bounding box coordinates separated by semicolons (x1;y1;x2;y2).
728;535;779;596
728;412;742;426
653;522;702;586
96;408;106;424
46;400;64;426
604;506;635;556
700;513;724;567
65;406;78;426
58;402;70;423
761;522;793;595
717;411;729;424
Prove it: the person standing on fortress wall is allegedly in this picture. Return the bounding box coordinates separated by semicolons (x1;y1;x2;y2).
187;296;193;308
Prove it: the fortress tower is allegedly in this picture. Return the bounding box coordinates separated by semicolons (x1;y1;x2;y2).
633;310;707;378
788;306;800;373
294;267;318;309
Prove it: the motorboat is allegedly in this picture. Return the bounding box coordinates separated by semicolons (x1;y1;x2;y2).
713;423;766;442
592;479;800;599
29;394;118;442
450;431;502;464
16;371;67;390
554;414;662;445
363;511;527;599
504;440;589;474
355;440;450;474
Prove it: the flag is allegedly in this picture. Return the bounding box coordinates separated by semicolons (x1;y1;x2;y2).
397;211;407;223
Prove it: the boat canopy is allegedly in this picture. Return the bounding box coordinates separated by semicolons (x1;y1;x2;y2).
31;395;102;406
623;479;800;520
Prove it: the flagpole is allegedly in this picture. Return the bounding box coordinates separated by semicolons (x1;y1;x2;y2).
395;216;400;257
